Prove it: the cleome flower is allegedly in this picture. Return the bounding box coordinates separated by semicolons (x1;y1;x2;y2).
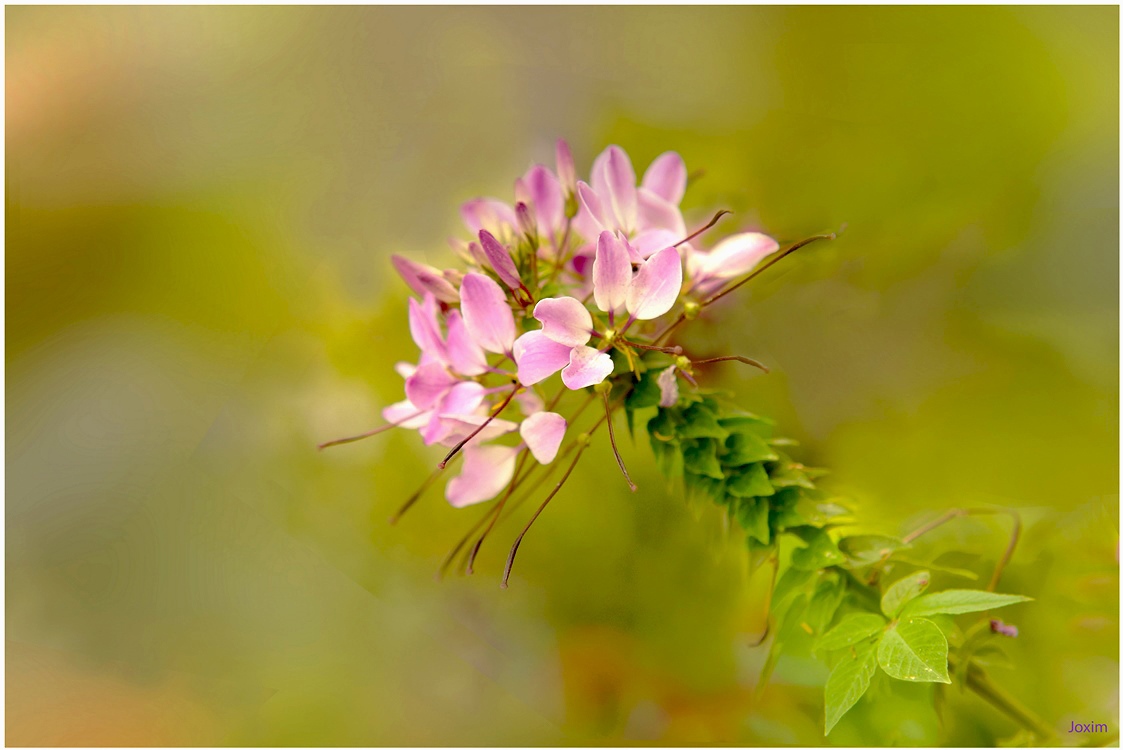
320;138;834;587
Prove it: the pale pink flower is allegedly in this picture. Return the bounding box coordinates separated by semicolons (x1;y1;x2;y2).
686;232;780;297
391;255;460;304
512;233;683;390
575;145;688;257
592;232;683;321
461;197;518;239
515;165;565;239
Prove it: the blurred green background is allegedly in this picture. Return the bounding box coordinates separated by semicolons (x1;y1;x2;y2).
6;6;1118;746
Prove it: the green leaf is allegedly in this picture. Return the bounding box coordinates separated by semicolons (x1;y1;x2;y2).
790;528;846;571
825;642;878;735
817;613;888;652
722;431;778;465
682;440;725;480
876;618;951;683
683;471;724;505
735;497;770;544
902;590;1032;618
727;463;774;498
881;570;931;618
677;404;729;440
806;576;846;634
719;413;773;440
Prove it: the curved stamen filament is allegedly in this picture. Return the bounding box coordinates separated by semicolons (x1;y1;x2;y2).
317;409;426;450
674;209;732;248
603;390;636;492
501;436;593;589
692;355;770;373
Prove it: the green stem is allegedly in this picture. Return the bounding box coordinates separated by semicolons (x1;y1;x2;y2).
950;656;1059;742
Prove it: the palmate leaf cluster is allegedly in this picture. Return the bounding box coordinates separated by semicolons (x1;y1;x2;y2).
621;365;1033;739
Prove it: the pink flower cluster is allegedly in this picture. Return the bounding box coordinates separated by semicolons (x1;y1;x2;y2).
378;142;781;508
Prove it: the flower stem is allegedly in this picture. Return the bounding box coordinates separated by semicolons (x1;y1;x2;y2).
951;656;1058;742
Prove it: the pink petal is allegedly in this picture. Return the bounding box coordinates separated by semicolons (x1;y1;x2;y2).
404;362;457;410
592;231;632;314
591;145;637;232
561;345;614;390
705;232;780;279
478;229;522;290
408;294;448;364
381;400;430;430
520;411;567;464
626;246;683;320
437;413;519;448
516;165;564;234
391;255;460;304
460;272;516;355
460;198;517;236
438;380;486;418
656;367;679;408
636;187;686;236
555;139;576;194
444;310;488;376
533;296;593;347
446;444;519;507
576;181;608;231
516;389;544;416
641;151;687;205
631;228;682;259
512;330;572;386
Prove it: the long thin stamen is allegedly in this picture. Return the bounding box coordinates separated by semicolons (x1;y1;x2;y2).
674;209;732;248
465;449;533;574
623;341;682;355
692;355;770;373
501;436;593;589
439;383;521;469
317;410;424;450
653;232;838;347
603;391;636;492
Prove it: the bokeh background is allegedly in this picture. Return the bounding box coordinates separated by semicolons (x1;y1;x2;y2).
6;6;1118;746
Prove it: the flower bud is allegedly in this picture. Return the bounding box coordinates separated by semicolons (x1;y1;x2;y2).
515;201;537;240
478;230;522;292
555;138;577;197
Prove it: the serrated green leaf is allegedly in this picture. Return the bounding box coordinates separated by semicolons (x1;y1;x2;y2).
769;461;817;489
722;431;778;465
649;436;682;478
677;404;729;440
877;618;951;683
838;535;907;565
817;613;888;652
683;471;724;505
790;528;846;571
727;463;774;498
736;497;771;544
881;570;931;617
647;409;678;441
902;590;1032;618
825;641;878;735
682;440;724;480
719;413;774;439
